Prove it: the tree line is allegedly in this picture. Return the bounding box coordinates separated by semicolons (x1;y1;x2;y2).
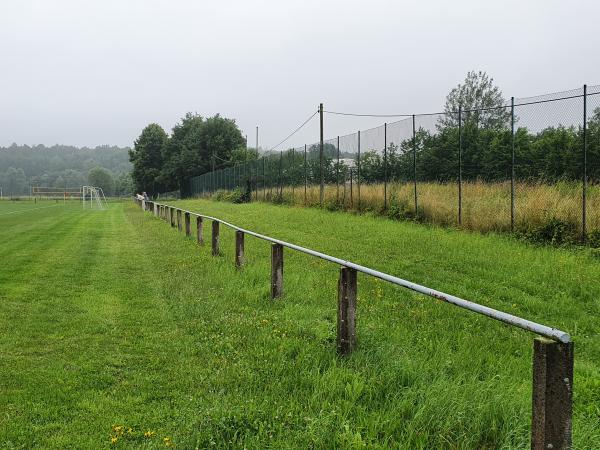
0;144;132;197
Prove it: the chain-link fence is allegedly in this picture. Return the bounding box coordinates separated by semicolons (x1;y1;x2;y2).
186;84;600;242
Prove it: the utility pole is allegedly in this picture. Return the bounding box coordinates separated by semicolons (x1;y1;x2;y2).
319;103;324;206
256;126;259;152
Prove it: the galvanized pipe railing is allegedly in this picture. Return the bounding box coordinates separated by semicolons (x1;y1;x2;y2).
137;199;574;449
147;200;569;343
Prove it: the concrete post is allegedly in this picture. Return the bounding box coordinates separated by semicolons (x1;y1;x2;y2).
337;266;357;355
235;230;244;268
532;338;574;450
212;221;220;256
184;212;191;237
196;216;204;245
271;243;283;299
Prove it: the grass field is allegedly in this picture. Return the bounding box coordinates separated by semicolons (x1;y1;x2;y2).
1;199;599;448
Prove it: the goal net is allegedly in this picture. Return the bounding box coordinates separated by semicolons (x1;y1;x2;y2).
82;186;108;210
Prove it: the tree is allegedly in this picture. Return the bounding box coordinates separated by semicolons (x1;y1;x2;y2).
440;70;510;130
2;167;27;197
160;113;246;193
88;167;115;195
129;123;168;196
230;147;259;163
114;172;134;196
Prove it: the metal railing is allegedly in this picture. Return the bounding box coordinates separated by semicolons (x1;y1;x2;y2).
137;198;575;449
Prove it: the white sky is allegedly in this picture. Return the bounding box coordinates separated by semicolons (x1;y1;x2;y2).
0;0;598;149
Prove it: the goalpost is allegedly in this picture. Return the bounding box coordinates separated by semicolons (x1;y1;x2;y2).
31;186;83;202
29;186;108;210
82;186;108;210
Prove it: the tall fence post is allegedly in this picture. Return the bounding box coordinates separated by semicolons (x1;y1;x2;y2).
458;105;463;226
196;216;204;245
271;243;283;299
531;338;574;450
412;114;418;216
184;212;191;237
278;151;283;201
304;144;307;205
384;122;388;210
319;103;324;207
211;221;220;256
291;149;295;203
511;97;515;232
235;230;244;268
170;207;176;227
357;130;361;210
336;136;340;204
262;157;266;200
337;266;357;356
582;84;588;242
177;209;182;232
350;168;354;207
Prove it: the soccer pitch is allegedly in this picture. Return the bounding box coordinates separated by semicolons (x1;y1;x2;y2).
1;200;599;448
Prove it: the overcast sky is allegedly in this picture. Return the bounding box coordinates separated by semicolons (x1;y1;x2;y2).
1;0;598;150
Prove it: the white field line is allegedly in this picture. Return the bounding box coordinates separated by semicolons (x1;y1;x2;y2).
0;204;63;216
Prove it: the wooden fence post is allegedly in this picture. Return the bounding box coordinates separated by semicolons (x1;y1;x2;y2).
170;208;176;227
337;266;357;355
235;231;244;268
532;338;574;450
271;243;283;299
184;212;191;237
212;221;220;256
196;216;204;245
177;209;182;232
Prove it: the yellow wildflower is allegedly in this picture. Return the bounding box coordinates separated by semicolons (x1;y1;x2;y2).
111;436;118;444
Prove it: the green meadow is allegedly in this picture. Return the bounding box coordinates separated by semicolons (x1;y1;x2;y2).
1;199;599;448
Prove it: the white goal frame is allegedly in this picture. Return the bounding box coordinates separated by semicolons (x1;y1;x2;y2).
82;186;108;210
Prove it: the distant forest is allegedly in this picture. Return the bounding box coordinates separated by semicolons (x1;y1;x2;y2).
0;144;133;197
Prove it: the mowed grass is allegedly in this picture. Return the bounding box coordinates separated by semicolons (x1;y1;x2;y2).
0;199;598;448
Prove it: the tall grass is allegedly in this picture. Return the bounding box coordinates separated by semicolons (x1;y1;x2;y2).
229;180;600;244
